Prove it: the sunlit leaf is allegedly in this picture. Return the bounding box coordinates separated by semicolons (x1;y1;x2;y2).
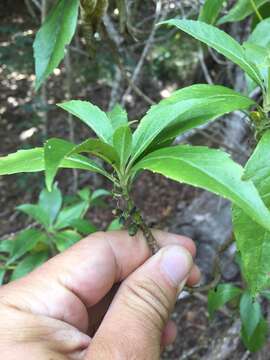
161;19;264;89
107;104;128;129
134;145;270;232
113;125;132;168
57;100;113;143
131;84;254;162
233;130;270;294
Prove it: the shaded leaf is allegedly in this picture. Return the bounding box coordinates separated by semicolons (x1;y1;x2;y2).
57;100;113;143
218;0;268;24
134;145;270;232
208;284;242;318
0;239;14;254
241;318;268;352
17;204;50;229
69;218;97;235
107;218;123;231
33;0;79;90
90;189;111;203
11;251;49;281
0;269;6;285
161;19;264;88
244;18;270;94
198;0;226;24
68;138;119;165
7;229;46;265
54;201;89;230
38;183;62;225
53;230;81;252
240;291;262;338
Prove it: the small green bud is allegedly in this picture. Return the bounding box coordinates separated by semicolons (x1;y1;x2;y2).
128;223;138;236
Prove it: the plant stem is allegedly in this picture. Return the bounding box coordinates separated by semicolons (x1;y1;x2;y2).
118;182;159;254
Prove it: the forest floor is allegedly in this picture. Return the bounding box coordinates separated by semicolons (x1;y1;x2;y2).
1;3;270;359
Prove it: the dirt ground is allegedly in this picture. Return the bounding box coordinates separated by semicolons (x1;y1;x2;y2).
1;4;270;359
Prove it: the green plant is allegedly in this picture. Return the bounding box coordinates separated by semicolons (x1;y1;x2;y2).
2;0;270;352
0;184;111;283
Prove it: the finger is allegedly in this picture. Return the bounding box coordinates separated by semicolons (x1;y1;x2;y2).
0;231;196;333
86;245;193;359
161;320;177;347
186;264;201;287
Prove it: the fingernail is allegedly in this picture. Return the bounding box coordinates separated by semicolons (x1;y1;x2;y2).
160;246;193;287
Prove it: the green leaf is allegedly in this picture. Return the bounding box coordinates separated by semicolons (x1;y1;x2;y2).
53;230;81;252
233;130;270;294
0;269;6;285
11;251;49;281
57;100;113;143
261;289;270;300
68;138;119;165
0;148;110;179
249;18;270;48
161;19;264;89
151;85;254;146
107;218;123;231
208;284;242;318
90;189;111;202
0;147;111;186
107;104;128;129
218;0;268;24
62;153;112;179
198;0;226;25
68;218;97;235
241;318;268;352
0;239;14;254
17;204;50;229
77;187;91;201
113;125;132;168
134;145;270;232
33;0;79;90
0;148;45;175
54;201;89;230
7;229;46;265
244;18;270;93
44;138;75;191
38;183;62;225
240;291;262;339
131;85;254;162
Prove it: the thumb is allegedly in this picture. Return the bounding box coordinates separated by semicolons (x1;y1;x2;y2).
86;245;193;359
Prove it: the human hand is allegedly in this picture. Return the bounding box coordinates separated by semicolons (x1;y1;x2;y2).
0;230;200;359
